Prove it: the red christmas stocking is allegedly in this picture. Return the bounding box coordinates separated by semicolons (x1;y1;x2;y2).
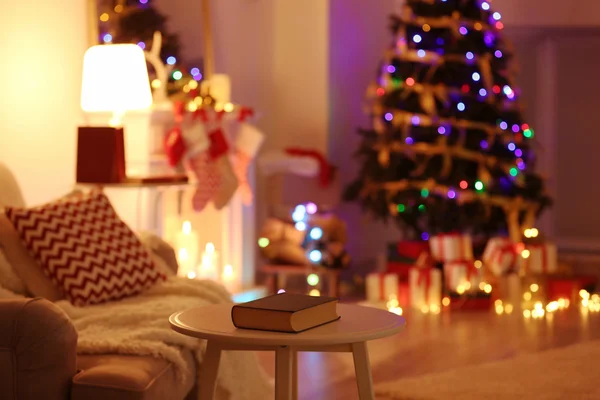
187;150;221;212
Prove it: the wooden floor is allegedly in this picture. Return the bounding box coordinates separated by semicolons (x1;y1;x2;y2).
257;306;600;400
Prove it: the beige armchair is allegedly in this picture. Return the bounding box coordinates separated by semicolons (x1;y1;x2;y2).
0;162;196;400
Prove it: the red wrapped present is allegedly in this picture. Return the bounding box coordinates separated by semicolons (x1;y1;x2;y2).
547;275;597;301
444;260;483;293
365;273;409;306
409;267;442;310
522;242;557;274
483;237;518;277
430;233;473;262
386;241;430;278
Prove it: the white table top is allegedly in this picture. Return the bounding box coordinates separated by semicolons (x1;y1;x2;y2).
169;303;405;347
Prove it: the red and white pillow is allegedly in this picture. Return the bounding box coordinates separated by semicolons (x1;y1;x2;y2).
4;191;166;306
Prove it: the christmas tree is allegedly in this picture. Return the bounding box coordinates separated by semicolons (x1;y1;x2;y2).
344;0;551;243
96;0;200;99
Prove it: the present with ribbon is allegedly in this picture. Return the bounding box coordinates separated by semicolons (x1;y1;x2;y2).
483;237;519;277
522;242;558;275
409;266;442;310
444;260;483;293
386;241;430;278
366;273;405;303
430;233;473;262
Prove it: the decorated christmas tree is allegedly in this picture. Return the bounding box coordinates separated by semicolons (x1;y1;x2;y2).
344;0;551;243
96;0;200;100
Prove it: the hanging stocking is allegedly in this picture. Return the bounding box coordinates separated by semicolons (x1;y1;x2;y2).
164;102;187;167
187;150;221;212
208;120;239;210
184;109;218;212
192;109;239;210
231;109;264;205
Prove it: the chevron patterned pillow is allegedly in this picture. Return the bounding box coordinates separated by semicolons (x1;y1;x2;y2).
5;191;166;306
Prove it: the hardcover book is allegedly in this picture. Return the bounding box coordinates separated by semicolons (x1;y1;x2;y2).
231;293;340;333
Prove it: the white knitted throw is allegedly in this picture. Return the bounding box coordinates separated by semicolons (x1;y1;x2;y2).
56;277;273;400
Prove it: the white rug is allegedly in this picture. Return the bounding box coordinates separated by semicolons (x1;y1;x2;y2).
375;340;600;400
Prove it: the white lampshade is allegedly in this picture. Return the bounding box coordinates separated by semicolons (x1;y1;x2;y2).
80;44;152;113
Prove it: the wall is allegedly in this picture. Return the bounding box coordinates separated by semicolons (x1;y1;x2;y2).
494;0;600;27
329;0;399;273
0;0;88;205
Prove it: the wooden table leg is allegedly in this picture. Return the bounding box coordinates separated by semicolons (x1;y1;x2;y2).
292;349;298;400
199;341;222;400
352;342;375;400
275;346;293;400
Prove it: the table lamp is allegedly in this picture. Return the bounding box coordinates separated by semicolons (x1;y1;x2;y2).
77;44;152;184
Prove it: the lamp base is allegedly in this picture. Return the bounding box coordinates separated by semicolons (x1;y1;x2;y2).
76;126;126;184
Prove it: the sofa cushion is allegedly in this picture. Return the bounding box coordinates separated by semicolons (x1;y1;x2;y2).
5;191;166;306
0;212;64;300
72;352;196;400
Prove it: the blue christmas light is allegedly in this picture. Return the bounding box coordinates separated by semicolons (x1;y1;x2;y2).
479;88;487;97
417;49;426;58
481;2;490;10
448;190;456;199
472;72;481;82
517;161;526;170
480;140;489;149
309;250;322;263
495;50;503;58
405;137;414;145
385;112;394;121
508;143;516;151
294;204;306;215
292;205;306;222
500;121;508;130
438;126;446;135
387;65;396;73
413;34;422;43
190;67;201;76
512;124;520;133
166;56;176;65
466;52;474;60
102;33;113;43
457;102;466;111
493;12;502;21
515;149;523;157
421;232;430;241
137;42;146;49
459;26;468;35
295;221;306;231
503;85;513;96
310;227;323;240
411;116;420;125
436;38;445;45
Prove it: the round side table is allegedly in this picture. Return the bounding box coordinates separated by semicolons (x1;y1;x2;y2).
169;303;405;400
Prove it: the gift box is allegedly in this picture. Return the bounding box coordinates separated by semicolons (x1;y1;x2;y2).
494;273;522;307
386;241;429;278
430;233;473;262
483;237;518;277
366;273;407;303
522;242;557;274
546;275;597;302
444;260;483;292
409;267;442;310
